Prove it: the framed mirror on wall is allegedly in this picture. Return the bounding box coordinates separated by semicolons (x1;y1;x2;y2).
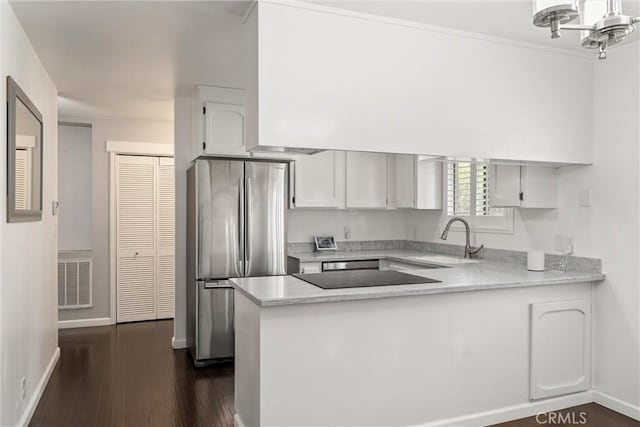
7;76;43;222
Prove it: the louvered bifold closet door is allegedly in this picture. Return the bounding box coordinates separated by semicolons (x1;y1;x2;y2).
116;155;157;322
156;158;175;319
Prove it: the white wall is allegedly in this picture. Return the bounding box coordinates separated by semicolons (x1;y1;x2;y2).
173;96;191;347
404;41;640;415
0;2;59;425
590;42;639;415
58;124;92;251
288;209;406;243
57;115;173;323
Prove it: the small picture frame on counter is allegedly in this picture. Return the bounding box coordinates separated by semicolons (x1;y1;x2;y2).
314;235;337;251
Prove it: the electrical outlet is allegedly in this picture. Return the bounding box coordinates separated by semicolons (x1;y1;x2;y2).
344;226;351;240
20;377;26;401
579;188;592;207
555;235;574;254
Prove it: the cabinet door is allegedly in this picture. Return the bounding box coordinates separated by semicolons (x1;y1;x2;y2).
415;157;443;210
489;164;521;207
293;151;344;208
203;102;246;156
530;299;591;400
346;152;388;208
521;166;558;208
394;154;415;208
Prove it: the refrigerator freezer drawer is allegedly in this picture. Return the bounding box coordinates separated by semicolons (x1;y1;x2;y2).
195;281;234;363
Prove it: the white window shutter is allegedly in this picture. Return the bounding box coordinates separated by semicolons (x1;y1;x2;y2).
446;161;510;232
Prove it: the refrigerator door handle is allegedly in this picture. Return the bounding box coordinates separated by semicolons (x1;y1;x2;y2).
245;177;252;264
238;178;244;275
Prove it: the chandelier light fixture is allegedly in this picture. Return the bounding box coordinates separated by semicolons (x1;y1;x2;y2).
532;0;639;59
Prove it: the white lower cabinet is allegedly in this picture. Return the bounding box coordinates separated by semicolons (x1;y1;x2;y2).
346;152;388;208
529;299;591;400
489;164;558;208
291;151;345;208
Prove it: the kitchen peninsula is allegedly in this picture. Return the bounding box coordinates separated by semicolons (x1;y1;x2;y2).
231;252;604;426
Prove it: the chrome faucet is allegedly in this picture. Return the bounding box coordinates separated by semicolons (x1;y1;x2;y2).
440;217;484;259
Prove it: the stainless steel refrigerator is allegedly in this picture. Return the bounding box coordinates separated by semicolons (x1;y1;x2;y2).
186;158;287;366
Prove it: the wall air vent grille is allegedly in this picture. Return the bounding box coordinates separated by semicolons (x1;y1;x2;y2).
58;258;92;310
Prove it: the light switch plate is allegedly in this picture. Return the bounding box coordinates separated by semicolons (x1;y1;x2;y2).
579;188;592;207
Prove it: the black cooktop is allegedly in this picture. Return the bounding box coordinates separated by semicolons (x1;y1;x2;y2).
292;270;441;289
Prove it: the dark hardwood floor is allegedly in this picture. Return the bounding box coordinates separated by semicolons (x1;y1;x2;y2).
31;320;639;427
30;320;234;427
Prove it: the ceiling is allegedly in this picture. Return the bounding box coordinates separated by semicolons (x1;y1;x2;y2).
11;1;251;121
10;0;640;121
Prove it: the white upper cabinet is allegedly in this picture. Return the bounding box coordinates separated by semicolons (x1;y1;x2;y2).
489;164;558;208
192;86;247;158
393;154;415;208
391;155;442;210
346;152;388;209
415;157;443;210
291;151;443;210
489;164;522;207
291;151;345;208
191;86;293;160
245;2;593;164
203;102;246;156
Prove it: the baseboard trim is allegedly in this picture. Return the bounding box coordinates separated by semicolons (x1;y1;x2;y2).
422;391;594;426
172;336;188;349
593;390;640;421
18;347;60;427
58;317;113;329
234;413;246;427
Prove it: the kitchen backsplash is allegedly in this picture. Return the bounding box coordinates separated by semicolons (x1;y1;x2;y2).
288;239;602;274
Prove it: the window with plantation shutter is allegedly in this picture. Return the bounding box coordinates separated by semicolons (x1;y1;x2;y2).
446;162;512;232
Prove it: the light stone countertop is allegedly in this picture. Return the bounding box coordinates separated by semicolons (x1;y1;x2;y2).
231;252;605;307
